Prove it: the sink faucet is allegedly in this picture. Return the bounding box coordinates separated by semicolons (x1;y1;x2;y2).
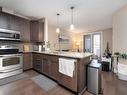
53;43;61;52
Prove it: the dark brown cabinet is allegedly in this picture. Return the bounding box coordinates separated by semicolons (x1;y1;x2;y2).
41;54;58;80
23;53;32;70
33;53;42;73
0;12;9;29
32;53;91;94
42;55;50;75
32;53;58;80
9;14;21;31
49;56;58;80
58;61;78;92
20;18;30;42
30;20;44;42
0;12;21;31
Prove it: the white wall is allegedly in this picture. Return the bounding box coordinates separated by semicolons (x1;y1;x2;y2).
47;24;73;51
102;28;112;54
113;5;127;53
72;28;112;54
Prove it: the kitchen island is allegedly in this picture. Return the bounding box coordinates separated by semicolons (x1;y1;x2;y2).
32;51;92;95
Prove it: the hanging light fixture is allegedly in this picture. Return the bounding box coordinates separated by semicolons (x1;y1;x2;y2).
56;13;60;33
70;6;75;30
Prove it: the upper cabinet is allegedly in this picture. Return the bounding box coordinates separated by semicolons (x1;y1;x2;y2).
0;11;45;43
20;18;30;42
0;12;21;31
30;20;44;42
0;12;9;29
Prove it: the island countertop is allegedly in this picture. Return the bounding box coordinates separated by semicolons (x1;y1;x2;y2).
33;51;93;59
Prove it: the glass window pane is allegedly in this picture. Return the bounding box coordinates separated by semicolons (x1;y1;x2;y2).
93;34;101;57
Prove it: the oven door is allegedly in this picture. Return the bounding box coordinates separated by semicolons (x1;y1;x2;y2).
0;54;23;72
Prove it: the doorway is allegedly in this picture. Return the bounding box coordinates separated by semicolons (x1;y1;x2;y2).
83;33;101;58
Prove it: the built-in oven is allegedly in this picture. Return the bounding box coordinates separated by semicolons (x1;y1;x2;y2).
0;28;20;41
0;43;23;79
0;54;23;72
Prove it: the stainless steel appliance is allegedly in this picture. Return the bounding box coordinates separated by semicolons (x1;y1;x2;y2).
0;44;23;79
0;28;20;41
87;60;102;95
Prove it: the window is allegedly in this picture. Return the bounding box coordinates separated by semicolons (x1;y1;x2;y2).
83;33;101;58
93;33;101;57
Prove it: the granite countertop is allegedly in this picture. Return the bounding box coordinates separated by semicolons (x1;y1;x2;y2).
33;51;93;59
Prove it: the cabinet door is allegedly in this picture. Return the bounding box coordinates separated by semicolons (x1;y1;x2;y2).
23;53;32;70
0;12;8;29
30;21;39;42
33;53;42;72
58;61;77;92
38;21;44;42
42;55;50;75
20;18;30;42
30;20;44;42
49;56;58;80
9;14;21;31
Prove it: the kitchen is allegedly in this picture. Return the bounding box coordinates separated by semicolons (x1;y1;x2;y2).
0;0;127;95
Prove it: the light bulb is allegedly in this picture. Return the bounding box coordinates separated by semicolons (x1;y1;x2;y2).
56;28;60;33
70;24;74;30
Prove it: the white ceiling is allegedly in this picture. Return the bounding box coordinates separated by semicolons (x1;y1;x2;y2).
0;0;127;33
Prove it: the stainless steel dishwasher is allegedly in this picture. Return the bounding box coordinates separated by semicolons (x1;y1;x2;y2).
87;60;102;95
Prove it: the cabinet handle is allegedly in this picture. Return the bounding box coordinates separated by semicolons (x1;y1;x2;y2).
73;61;76;77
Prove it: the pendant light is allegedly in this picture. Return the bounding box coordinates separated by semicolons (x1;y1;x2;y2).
56;13;60;33
70;6;75;30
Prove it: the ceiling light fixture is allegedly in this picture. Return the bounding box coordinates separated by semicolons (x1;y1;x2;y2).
70;6;75;30
56;13;60;33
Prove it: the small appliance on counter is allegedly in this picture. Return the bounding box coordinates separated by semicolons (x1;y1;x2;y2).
0;42;23;79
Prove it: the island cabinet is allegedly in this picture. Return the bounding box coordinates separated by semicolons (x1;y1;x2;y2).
23;53;32;70
32;52;91;94
58;57;91;94
48;56;59;80
30;20;44;42
42;54;59;80
32;53;59;80
58;60;78;92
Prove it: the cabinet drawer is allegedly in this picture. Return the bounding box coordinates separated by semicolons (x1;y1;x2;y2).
33;60;42;72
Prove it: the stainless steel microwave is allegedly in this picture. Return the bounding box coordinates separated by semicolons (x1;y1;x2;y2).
0;28;20;41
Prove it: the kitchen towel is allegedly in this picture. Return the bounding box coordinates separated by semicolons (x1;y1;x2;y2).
59;58;76;77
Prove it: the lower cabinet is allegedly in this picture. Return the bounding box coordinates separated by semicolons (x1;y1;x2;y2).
32;53;58;79
42;55;50;75
49;56;58;80
58;62;78;92
42;55;58;80
33;53;42;73
23;53;32;70
32;53;90;94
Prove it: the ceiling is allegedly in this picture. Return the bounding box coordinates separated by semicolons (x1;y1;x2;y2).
0;0;127;33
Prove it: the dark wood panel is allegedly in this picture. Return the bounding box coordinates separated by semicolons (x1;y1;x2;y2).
58;61;78;92
77;57;90;93
0;12;8;29
23;53;32;70
49;55;59;80
32;53;42;73
20;18;30;42
9;14;21;31
30;20;44;42
42;55;50;75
